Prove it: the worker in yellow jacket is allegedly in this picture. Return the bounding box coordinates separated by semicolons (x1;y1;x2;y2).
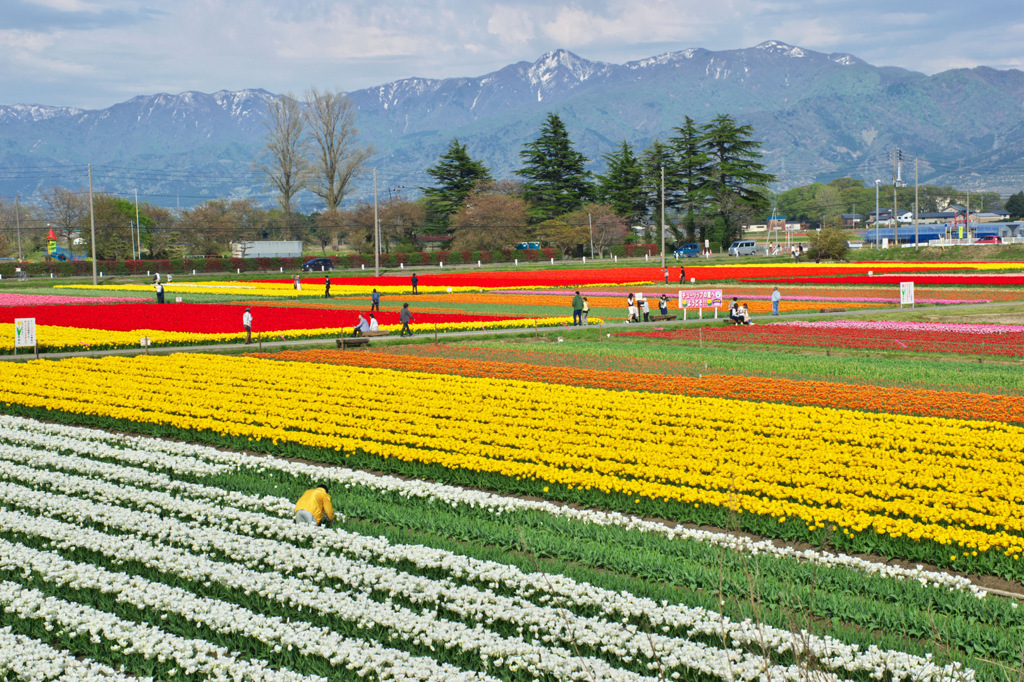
294;485;335;526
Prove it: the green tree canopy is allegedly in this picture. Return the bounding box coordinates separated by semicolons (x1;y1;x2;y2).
421;138;492;232
701;114;775;247
596;141;645;223
669;116;711;240
1005;191;1024;220
515;113;594;221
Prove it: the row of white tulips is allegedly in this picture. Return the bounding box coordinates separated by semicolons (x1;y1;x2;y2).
0;413;986;598
1;500;783;682
0;536;496;682
0;442;973;680
0;581;319;682
0;625;146;682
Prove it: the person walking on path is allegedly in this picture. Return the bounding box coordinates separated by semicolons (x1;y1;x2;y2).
581;297;590;326
155;282;165;304
411;273;419;294
771;287;782;315
400;303;414;336
640;297;651;322
662;267;669;284
571;291;584;326
242;307;253;344
294;485;335;527
679;266;686;284
370;289;380;311
294;274;302;291
324;275;332;299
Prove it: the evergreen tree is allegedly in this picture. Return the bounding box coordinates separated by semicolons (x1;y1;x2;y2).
639;140;681;215
515;113;594;221
1006;190;1024;220
421;138;492;232
701;114;775;248
596;141;646;223
669;116;711;241
639;140;685;243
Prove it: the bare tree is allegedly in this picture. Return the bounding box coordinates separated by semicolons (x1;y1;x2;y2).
0;199;16;258
304;88;374;211
41;186;86;252
257;94;308;214
561;203;629;258
451;191;530;251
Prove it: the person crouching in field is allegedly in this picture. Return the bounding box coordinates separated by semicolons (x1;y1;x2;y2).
295;485;335;527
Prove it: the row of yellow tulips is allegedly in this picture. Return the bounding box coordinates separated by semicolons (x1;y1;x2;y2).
0;353;1021;557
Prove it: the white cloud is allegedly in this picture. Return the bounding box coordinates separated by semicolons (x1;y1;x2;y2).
487;5;537;47
23;0;104;11
1;0;1022;108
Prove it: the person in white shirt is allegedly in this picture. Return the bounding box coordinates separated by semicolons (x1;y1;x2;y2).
368;314;379;332
242;308;253;344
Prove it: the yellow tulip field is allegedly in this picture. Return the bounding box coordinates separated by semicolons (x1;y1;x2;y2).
3;352;1023;564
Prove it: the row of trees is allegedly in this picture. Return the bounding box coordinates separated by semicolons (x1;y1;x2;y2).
775;177;1007;228
418;113;775;251
0;108;773;260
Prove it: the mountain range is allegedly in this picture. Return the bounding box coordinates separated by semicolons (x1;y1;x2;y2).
3;40;1024;209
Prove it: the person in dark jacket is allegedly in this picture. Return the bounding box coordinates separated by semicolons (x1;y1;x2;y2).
400;303;414;336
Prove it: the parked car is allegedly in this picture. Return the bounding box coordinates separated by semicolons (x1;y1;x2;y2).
975;236;1002;244
727;240;759;257
300;257;334;272
674;243;700;258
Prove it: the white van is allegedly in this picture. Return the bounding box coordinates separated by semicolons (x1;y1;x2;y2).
728;240;758;257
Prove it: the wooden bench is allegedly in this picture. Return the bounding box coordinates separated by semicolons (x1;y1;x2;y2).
649;314;677;322
337;337;369;349
336;330;390;349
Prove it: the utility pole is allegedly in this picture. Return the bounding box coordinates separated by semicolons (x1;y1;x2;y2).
874;180;881;248
588;212;595;259
914;158;919;247
660;166;666;268
373;168;380;277
892;150;898;246
966;188;971;241
14;195;22;263
89;164;97;285
134;189;141;259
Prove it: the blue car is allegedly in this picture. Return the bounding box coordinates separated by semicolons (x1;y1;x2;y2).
674;243;699;258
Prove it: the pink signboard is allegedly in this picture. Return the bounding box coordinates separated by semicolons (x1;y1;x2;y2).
677;289;723;308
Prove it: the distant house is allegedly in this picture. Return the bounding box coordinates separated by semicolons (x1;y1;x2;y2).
869;209;893;224
841;214;863;226
767;215;787;231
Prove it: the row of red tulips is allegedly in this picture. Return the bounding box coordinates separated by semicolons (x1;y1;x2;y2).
0;302;521;333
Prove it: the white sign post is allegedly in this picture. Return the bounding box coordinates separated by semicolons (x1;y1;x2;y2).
14;318;36;357
900;282;915;308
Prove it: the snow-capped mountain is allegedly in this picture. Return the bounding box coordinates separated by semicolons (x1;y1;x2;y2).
3;41;1024;207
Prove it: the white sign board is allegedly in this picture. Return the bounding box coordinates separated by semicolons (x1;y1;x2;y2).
678;289;723;309
14;318;36;348
900;282;915;308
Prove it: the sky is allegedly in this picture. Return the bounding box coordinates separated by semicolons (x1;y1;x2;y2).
3;0;1023;109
